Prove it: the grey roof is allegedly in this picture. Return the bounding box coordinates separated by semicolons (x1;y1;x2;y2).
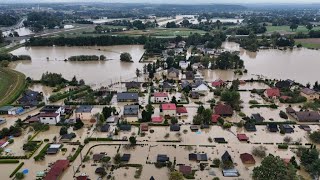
119;124;131;131
121;154;131;162
117;92;139;101
100;124;110;132
0;106;14;111
167;67;179;76
251;113;264;122
222;151;232;162
157;154;169;162
295;111;320;122
185;71;194;80
197;154;208;161
41;105;61;113
163;82;173;89
301;88;316;95
76;105;93;113
181;80;190;89
123;105;139;116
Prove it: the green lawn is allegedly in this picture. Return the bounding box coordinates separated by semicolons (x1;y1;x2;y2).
266;25;320;33
295;41;320;49
115;28;206;37
0;68;26;106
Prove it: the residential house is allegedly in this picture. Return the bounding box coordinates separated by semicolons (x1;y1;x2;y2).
300;88;319;100
157;154;169;163
240;153;255;164
154;92;169;103
95;167;106;175
119;124;132;131
167;67;180;80
125;82;141;92
190;91;200;99
286;107;296;114
212;79;225;88
170;124;180;131
0;106;14;115
100;124;110;132
140;123;148;132
106;116;119;123
152;116;163;123
251;113;264;123
93;154;105;162
7;107;24;115
214;104;233;116
179;165;192;175
0;118;6;125
237;134;249;141
211;114;221;123
293;111;320;122
162;82;174;92
46;144;61;155
279;124;294;133
221;151;233;163
121;154;131;162
17;90;42;108
191;81;209;94
41;105;64;114
161;103;177;117
264;88;280;99
244;123;257;132
185;71;194;82
123;105;139;122
179;61;190;70
267;123;279;132
194;74;204;81
298;125;312;132
75;105;93;121
188;153;208;161
117;92;139;102
191;63;203;70
44;160;69;180
39;113;61;125
181;81;191;90
275;80;291;89
60;133;76;141
177;41;186;48
214;137;227;143
222;169;239;177
190;125;199;132
174;48;184;55
176;106;188;117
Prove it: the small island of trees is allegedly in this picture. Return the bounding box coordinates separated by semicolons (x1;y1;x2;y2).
120;52;133;62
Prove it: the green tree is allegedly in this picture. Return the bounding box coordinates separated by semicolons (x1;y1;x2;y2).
306;23;313;31
74;119;84;130
253;155;298;180
59;126;68;135
169;171;184;180
290;23;298;31
113;153;121;164
129;136;136;146
120;52;132;62
309;131;320;144
136;68;141;81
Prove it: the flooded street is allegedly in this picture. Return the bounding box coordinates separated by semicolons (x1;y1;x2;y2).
10;45;145;87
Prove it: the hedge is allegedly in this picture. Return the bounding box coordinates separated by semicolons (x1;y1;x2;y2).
34;143;50;161
0;159;19;164
9;162;24;178
69;145;83;162
255;121;296;125
49;86;90;102
278;144;289;149
86;137;127;142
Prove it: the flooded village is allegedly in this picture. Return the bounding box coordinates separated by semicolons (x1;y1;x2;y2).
1;2;320;180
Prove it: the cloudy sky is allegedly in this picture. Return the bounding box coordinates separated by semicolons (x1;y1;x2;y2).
2;0;320;3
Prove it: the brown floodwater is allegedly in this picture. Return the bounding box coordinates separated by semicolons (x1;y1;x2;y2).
10;45;145;87
223;42;320;84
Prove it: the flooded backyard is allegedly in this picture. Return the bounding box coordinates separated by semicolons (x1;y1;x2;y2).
10;45;145;87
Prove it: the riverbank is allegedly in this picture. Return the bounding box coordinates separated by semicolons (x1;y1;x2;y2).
0;68;26;106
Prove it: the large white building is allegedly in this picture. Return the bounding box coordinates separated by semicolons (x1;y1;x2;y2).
39;113;61;125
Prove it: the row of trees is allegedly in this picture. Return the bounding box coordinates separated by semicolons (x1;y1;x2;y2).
68;55;106;61
105;20;157;30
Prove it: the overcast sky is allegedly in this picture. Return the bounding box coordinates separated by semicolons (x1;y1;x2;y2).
2;0;320;4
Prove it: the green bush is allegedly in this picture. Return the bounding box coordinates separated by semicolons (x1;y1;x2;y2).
0;159;19;164
278;144;289;149
34;143;50;161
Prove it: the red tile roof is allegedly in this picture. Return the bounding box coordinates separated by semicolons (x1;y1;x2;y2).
152;116;163;123
76;176;88;180
212;79;225;87
237;134;249;141
214;104;233;116
44;160;69;180
265;88;280;98
176;107;188;114
161;103;177;110
240;153;255;164
211;114;220;123
154;92;169;97
140;123;149;131
179;165;192;175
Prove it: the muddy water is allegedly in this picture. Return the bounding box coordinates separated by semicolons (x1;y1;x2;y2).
10;45;145;87
223;42;320;84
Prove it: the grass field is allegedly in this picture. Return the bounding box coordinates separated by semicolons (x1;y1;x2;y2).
0;68;26;106
295;38;320;49
116;28;206;37
266;25;320;34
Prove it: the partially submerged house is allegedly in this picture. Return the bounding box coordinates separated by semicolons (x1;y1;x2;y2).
17;90;42;108
123;105;139;122
75;105;93;122
300;88;319;100
161;103;177;117
264;88;280;99
251;113;264;123
188;153;208;161
279;124;294;133
179;165;192;175
117;92;139;102
125;82;141;92
170;124;180;131
237;134;249;141
152;116;163;123
44;160;69;180
222;168;240;177
240;153;255;164
267;123;279;132
121;154;131;162
157;154;169;162
167;67;180;80
176;106;188;117
154;92;169;103
293;111;320;122
214;104;233;116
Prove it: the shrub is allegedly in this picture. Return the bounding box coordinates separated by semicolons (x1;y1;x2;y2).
249;100;259;104
8;139;14;144
252;146;267;158
9;162;24;178
278;144;289;149
279;111;288;119
0;159;19;164
309;131;320;144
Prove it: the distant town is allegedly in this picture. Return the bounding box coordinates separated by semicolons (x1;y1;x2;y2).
0;2;320;180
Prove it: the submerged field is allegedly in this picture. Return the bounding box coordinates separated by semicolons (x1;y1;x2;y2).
0;68;26;106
